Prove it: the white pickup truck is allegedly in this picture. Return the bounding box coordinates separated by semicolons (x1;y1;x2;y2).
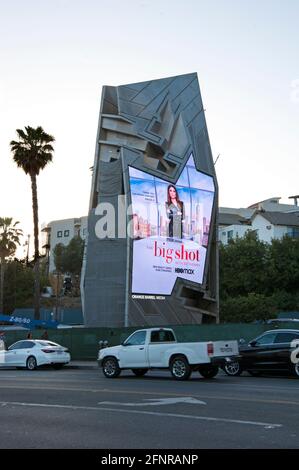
98;328;239;380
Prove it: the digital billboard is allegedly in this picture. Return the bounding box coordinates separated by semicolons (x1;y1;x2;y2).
129;154;215;295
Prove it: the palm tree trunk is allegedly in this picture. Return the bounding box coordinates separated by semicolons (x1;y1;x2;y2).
30;173;40;320
0;257;5;313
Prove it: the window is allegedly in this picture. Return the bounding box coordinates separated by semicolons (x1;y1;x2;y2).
22;341;35;349
255;332;277;346
123;331;146;346
150;330;176;343
8;341;34;350
287;227;299;239
8;341;24;350
274;332;299;344
64;230;70;237
38;341;58;347
227;230;233;240
57;231;62;238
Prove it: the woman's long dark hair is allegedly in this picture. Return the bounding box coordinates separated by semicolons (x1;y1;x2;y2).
167;184;183;207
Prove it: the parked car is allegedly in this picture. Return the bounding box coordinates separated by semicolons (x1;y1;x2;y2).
265;318;299;325
0;339;71;370
98;327;239;380
223;329;299;378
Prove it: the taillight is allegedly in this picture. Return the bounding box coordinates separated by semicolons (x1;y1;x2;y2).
207;343;214;356
41;349;56;353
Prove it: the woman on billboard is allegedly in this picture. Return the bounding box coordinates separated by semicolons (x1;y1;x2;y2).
165;185;184;238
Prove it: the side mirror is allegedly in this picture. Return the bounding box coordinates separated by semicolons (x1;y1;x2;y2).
249;340;257;347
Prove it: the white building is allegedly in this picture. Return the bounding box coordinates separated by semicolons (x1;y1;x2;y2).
41;216;88;273
219;196;299;244
251;211;299;243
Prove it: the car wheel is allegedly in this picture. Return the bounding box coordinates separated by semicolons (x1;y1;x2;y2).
102;357;121;378
170;356;191;380
26;356;37;371
292;363;299;378
199;366;219;379
223;361;242;376
132;369;148;377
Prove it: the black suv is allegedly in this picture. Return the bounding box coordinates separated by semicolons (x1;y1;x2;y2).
223;329;299;378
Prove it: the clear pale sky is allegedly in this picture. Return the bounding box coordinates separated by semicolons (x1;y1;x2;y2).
0;0;298;257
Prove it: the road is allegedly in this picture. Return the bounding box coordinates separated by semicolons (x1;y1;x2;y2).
0;366;298;449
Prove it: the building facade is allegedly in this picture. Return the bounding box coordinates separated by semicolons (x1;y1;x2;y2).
219;197;299;244
81;73;219;327
41;216;88;273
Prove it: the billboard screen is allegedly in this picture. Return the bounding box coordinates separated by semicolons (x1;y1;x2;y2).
129;154;215;295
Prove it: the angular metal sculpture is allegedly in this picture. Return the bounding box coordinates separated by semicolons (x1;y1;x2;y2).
82;73;219;326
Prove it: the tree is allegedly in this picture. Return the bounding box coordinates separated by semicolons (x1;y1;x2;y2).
219;231;269;298
219;232;299;322
10;126;55;320
54;237;84;276
53;237;84;298
3;260;35;313
53;243;66;275
64;236;85;276
267;236;299;293
0;218;23;313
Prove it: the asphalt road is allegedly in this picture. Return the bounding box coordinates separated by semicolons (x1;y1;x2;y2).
0;366;298;449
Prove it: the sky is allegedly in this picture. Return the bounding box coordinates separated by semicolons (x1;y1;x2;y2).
0;0;298;257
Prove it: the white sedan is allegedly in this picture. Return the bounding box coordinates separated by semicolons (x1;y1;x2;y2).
0;339;71;370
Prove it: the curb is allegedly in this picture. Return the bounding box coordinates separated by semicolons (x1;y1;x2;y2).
66;362;98;370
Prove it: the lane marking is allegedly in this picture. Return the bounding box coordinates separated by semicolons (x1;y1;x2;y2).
98;397;206;406
0;400;282;428
0;384;299;406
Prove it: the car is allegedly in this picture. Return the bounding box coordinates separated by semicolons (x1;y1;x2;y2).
0;339;71;370
98;327;239;380
223;329;299;378
265;318;299;324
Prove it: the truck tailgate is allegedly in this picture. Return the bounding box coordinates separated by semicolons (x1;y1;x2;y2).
212;340;239;357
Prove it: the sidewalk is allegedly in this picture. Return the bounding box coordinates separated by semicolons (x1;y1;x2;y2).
66;361;98;370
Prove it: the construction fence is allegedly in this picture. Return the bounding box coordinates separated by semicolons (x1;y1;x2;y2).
1;321;297;361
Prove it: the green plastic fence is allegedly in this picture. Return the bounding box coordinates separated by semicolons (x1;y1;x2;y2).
2;321;297;361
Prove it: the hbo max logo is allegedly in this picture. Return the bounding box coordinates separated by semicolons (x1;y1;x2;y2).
175;268;195;275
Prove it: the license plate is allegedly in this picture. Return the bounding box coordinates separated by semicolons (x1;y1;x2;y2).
57;351;63;355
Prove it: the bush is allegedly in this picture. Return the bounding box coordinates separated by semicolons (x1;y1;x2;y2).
220;293;276;323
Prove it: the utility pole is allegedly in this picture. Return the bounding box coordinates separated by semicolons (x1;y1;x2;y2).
55;272;61;322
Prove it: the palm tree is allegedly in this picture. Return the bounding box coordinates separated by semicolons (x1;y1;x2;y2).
10;126;55;320
0;218;23;313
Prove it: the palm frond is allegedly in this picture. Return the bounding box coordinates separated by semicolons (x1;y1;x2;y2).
10;125;55;176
